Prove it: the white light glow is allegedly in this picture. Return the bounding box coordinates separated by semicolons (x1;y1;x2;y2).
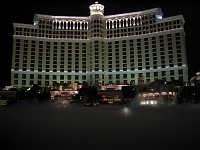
140;100;157;105
121;107;131;117
156;15;163;19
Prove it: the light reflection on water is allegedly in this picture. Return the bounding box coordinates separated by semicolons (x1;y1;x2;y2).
55;100;70;108
120;106;132;117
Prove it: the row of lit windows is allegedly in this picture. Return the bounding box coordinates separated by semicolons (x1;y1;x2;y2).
38;19;89;29
106;13;157;29
37;13;153;29
15;76;184;86
106;24;181;38
15;34;180;49
15;40;87;50
51;21;88;30
14;51;182;70
15;54;182;66
14;80;84;87
13;33;181;66
13;61;183;72
13;72;184;86
14;69;183;79
14;18;181;39
37;14;152;30
15;28;88;39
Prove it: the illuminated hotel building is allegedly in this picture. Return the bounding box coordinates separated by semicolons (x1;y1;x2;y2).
11;2;188;88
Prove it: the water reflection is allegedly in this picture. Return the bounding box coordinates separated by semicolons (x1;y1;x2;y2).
55;100;70;108
121;106;132;117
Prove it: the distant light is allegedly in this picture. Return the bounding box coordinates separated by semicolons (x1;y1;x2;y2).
140;100;157;105
156;15;162;19
121;107;131;117
34;21;39;25
150;100;157;105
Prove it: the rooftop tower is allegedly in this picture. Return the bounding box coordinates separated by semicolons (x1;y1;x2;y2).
89;1;104;16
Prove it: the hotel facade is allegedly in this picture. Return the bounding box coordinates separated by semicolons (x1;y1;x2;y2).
11;2;188;88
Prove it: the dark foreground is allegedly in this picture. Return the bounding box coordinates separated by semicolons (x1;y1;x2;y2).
1;102;200;150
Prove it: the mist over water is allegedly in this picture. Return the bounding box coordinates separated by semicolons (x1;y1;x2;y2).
1;102;200;150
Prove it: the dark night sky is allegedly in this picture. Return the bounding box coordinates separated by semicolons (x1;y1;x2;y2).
0;0;199;87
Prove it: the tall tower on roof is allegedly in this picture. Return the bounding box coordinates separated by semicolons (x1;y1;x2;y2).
89;1;104;16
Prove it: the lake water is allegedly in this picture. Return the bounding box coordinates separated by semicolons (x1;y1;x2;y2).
1;102;200;150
